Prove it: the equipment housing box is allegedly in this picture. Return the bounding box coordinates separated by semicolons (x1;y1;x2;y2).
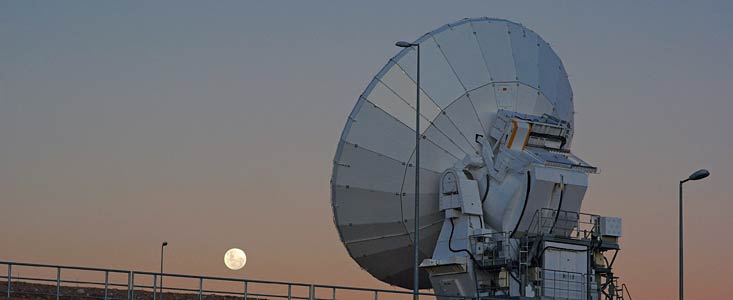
599;217;622;237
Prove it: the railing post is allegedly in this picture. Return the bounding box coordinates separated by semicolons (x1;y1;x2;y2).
244;281;248;300
104;270;109;300
373;290;378;300
6;264;11;299
126;272;131;300
153;274;157;300
130;272;135;300
309;284;315;300
56;267;61;300
331;287;336;300
198;277;203;300
287;284;292;300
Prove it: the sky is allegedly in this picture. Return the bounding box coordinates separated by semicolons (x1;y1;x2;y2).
1;1;732;299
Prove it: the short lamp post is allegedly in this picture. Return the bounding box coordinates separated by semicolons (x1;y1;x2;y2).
160;241;168;300
679;169;709;300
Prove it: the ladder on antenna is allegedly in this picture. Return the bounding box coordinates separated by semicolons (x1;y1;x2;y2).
612;277;625;300
519;238;530;296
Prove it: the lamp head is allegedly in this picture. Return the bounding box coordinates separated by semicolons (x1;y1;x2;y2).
162;241;168;247
395;41;414;48
687;169;710;181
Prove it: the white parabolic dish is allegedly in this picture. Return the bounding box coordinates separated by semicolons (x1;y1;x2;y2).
331;17;574;289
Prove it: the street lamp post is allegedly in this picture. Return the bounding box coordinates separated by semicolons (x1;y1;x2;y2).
160;241;168;300
679;169;709;300
395;40;420;300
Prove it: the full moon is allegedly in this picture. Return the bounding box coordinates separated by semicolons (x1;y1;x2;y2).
224;248;247;270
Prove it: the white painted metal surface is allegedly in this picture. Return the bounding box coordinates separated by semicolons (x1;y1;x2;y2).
542;242;589;299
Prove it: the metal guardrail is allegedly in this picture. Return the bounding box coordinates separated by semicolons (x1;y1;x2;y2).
0;261;509;300
538;269;591;300
527;208;599;239
620;283;633;300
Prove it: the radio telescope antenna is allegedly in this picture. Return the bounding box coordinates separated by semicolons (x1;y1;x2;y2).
331;17;627;299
